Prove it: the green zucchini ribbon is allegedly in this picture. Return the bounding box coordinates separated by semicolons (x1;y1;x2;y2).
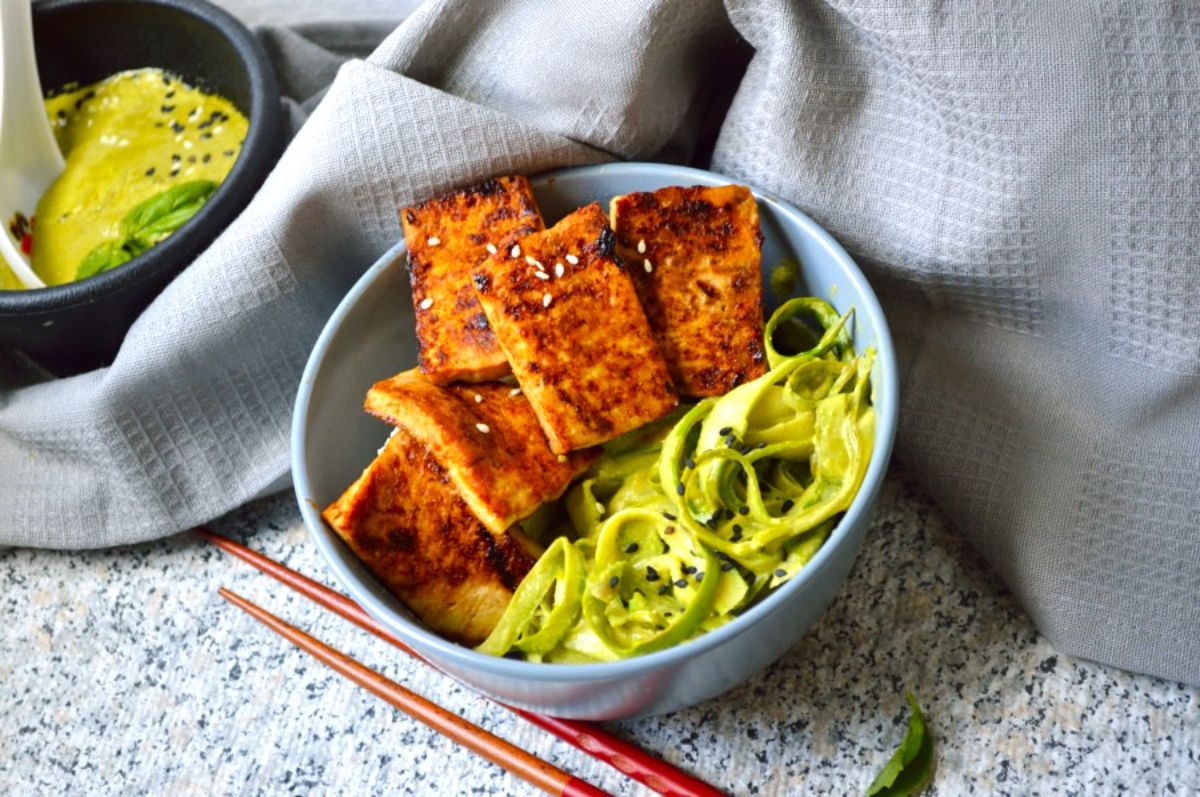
478;298;876;661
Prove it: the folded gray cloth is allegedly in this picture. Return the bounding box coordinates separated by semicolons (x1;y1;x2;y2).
2;0;1197;686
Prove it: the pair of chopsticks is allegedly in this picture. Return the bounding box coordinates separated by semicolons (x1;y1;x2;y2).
199;528;724;797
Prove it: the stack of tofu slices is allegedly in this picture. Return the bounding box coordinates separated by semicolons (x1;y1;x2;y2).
324;175;767;645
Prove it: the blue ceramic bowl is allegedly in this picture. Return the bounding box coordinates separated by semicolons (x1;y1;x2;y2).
292;162;899;720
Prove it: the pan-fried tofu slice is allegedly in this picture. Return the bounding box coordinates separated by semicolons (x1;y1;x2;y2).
610;184;766;396
322;428;540;645
364;369;599;534
401;175;544;384
471;203;678;453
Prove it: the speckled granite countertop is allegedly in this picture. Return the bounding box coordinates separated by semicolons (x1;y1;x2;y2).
2;466;1197;795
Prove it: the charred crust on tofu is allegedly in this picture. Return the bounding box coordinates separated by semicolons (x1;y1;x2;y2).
470;203;678;452
610;184;767;396
401;175;545;383
322;429;538;644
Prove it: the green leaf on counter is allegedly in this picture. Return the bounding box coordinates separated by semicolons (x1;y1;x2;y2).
75;181;216;281
865;693;934;797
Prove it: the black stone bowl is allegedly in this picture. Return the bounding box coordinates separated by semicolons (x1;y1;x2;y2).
0;0;283;368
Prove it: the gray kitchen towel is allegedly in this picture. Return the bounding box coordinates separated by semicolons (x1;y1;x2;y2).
1;0;1197;687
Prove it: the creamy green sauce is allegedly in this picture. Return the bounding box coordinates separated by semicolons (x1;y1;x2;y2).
0;68;247;290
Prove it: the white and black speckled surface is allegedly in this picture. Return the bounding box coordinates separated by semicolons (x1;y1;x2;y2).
1;466;1197;795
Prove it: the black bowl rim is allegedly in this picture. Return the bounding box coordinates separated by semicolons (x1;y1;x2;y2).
0;0;282;316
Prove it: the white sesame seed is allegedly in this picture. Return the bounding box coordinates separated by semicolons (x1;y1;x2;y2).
554;263;564;278
183;140;194;150
543;293;553;307
486;243;498;255
525;255;539;267
565;254;579;265
473;393;483;403
475;423;490;434
535;271;550;280
418;297;433;310
595;501;605;514
643;259;653;273
509;387;522;396
427;236;441;246
637;239;646;254
510;245;521;258
556;454;567;463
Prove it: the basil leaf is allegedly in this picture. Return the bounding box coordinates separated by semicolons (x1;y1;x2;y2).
73;181;218;282
76;240;133;281
865;693;934;797
120;180;216;249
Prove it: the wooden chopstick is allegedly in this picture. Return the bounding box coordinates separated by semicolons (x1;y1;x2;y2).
219;587;608;797
197;528;725;797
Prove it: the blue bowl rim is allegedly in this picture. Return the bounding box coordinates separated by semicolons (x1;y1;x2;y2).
292;161;900;683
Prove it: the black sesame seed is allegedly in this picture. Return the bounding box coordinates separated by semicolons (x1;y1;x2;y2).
624;542;639;554
781;499;795;513
675;483;684;496
200;132;212;141
682;565;697;575
658;585;671;596
56;110;66;119
663;525;675;535
171;154;181;162
144;167;155;176
774;568;787;578
720;562;734;572
223;149;235;157
718;426;732;436
661;512;676;521
187;155;196;164
684;457;695;469
663;612;673;618
171;122;185;133
724;434;737;447
165;90;176;99
674;579;688;589
716;551;732;562
154;121;164;128
739;506;750;516
645;566;660;582
609;575;620;588
739;444;752;454
202;154;211;163
161;104;175;113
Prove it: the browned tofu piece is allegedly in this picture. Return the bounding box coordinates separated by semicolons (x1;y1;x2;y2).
322;428;539;645
364;369;599;533
610;184;766;396
401;176;544;384
470;203;678;453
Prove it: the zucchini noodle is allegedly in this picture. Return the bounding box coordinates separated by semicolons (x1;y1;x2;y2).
477;298;876;662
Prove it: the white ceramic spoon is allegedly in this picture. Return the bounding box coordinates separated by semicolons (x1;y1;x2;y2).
0;1;63;289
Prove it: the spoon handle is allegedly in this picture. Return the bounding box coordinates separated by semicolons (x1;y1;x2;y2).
0;0;63;175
